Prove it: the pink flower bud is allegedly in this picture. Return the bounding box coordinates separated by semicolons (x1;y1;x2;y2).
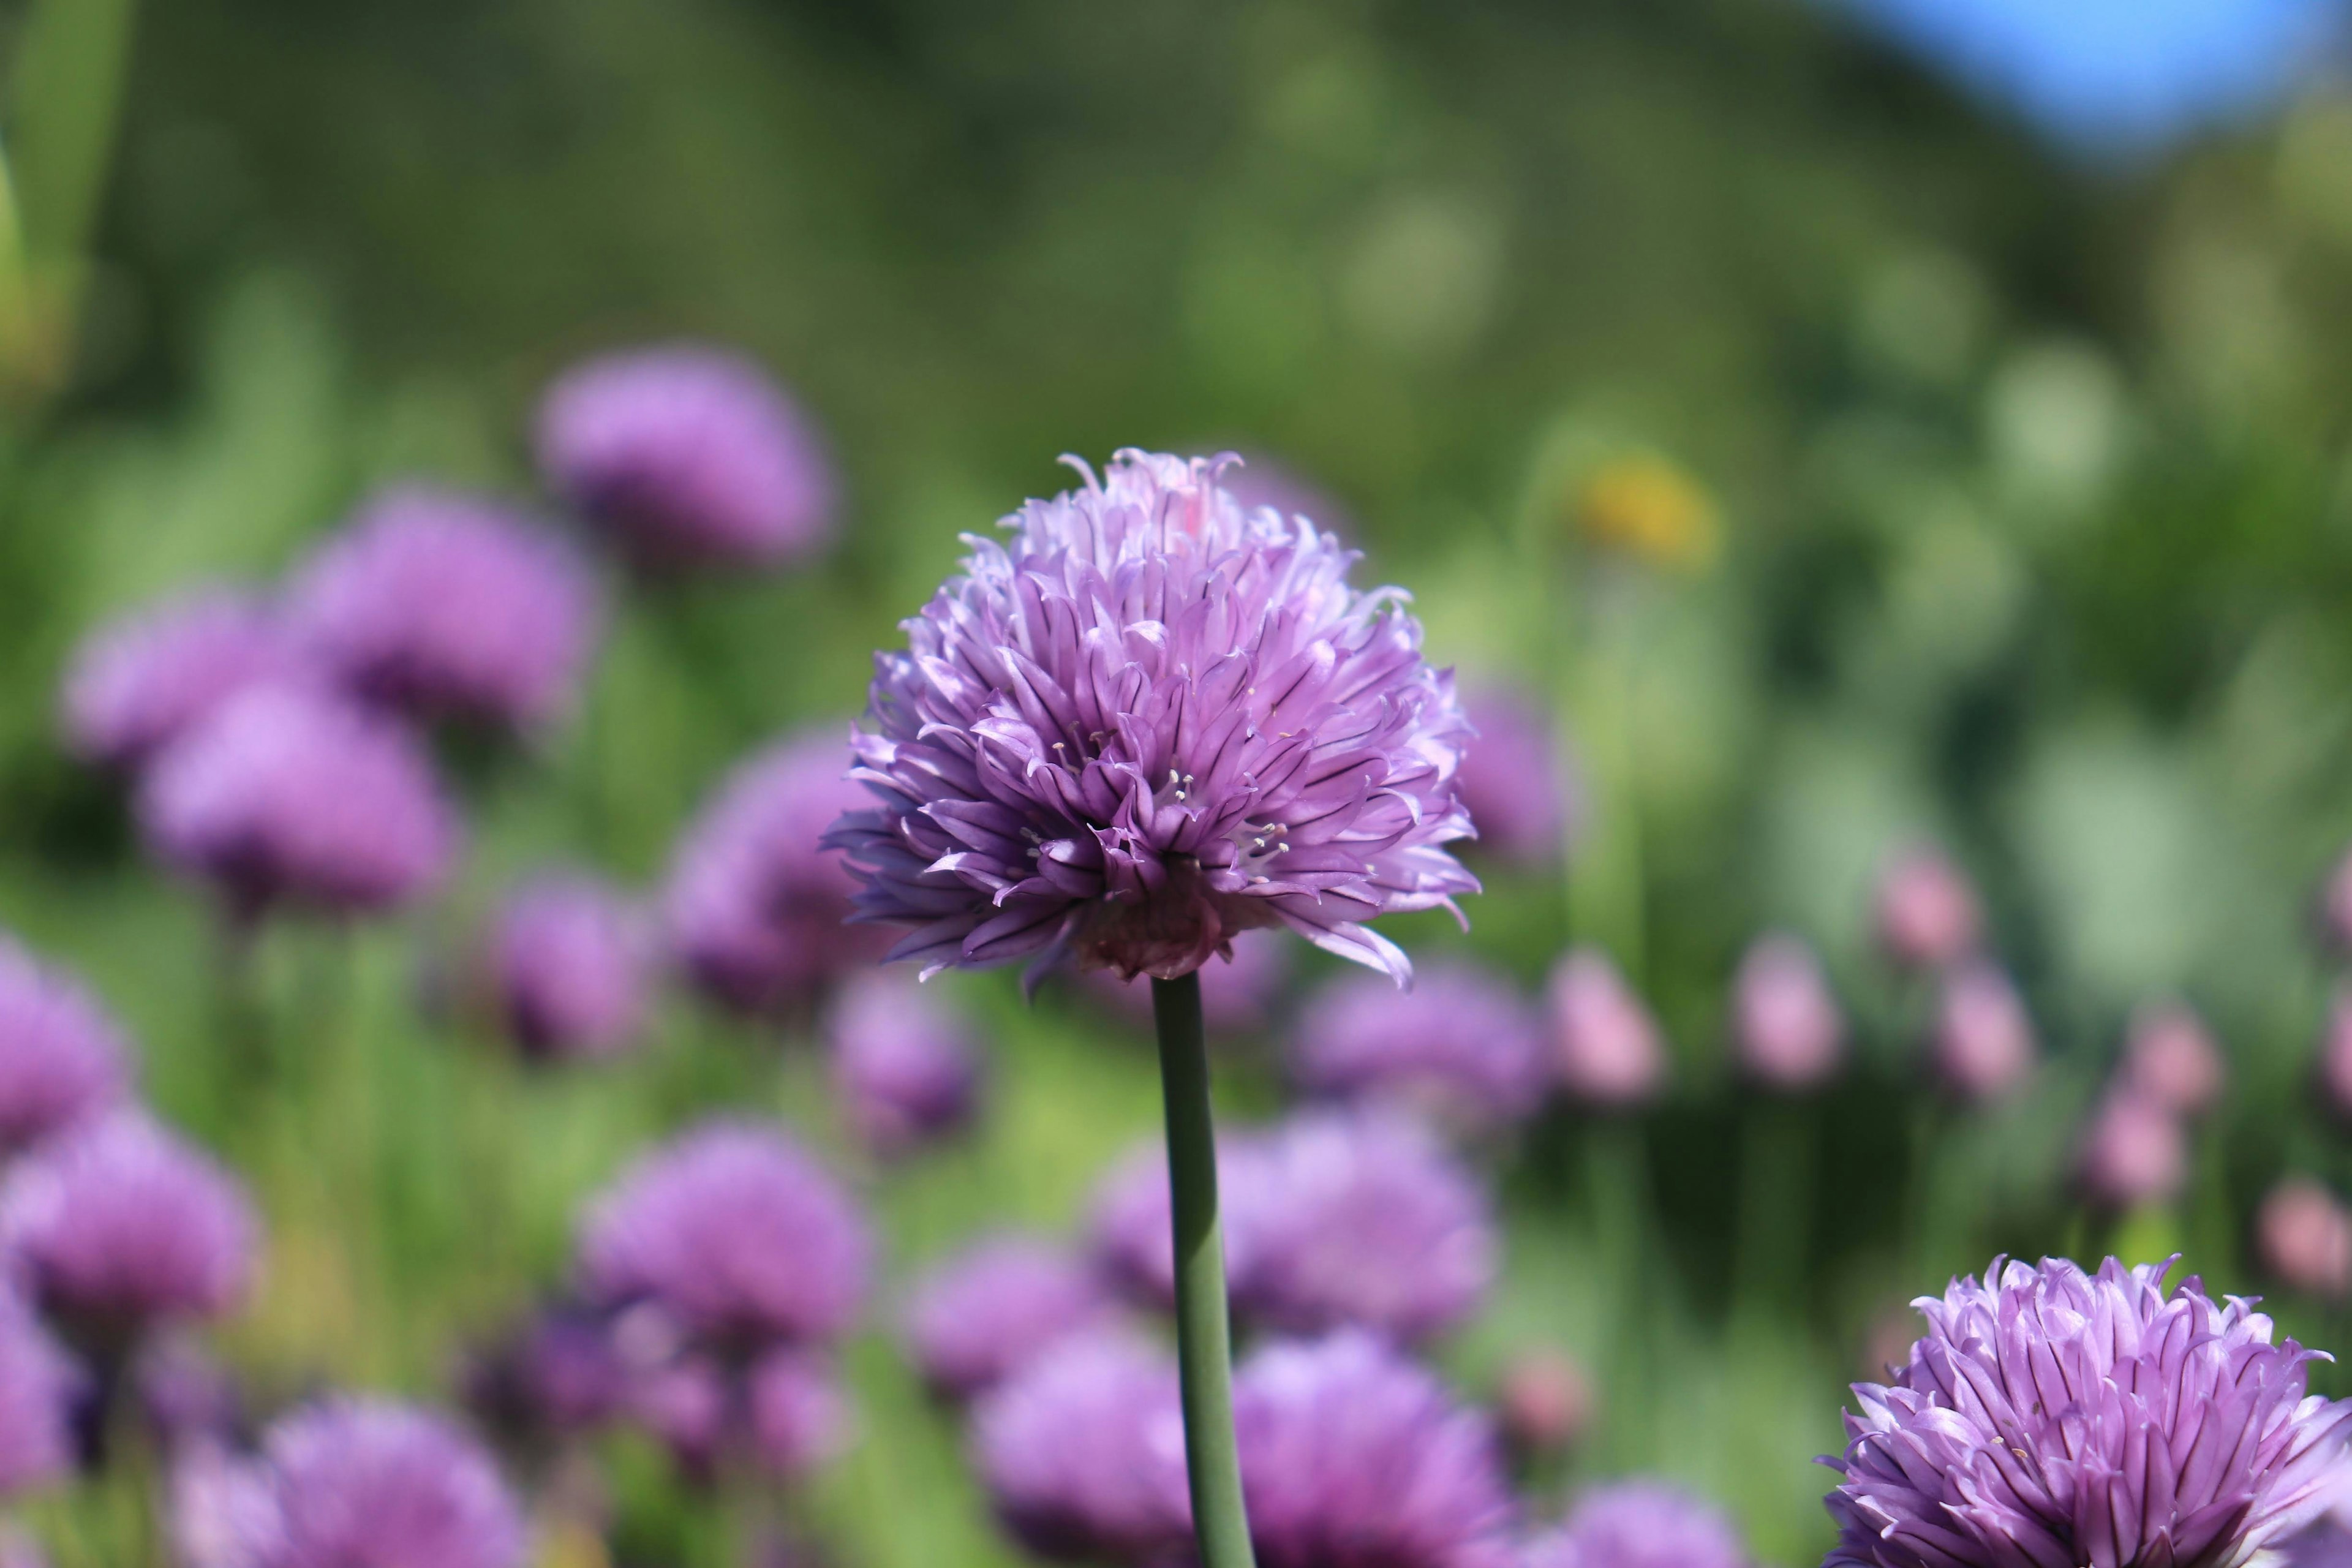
2119;1001;2224;1118
2259;1177;2352;1301
1931;962;2035;1103
1495;1348;1593;1455
1874;846;1980;973
1547;949;1666;1109
2073;1089;2185;1211
1731;934;1844;1091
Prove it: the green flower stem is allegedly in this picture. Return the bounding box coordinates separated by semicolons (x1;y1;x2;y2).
1151;972;1257;1568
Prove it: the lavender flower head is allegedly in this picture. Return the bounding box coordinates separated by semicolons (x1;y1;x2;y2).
288;488;598;731
537;345;836;570
2122;1001;2226;1119
1821;1256;2352;1568
2075;1088;2187;1211
828;449;1478;986
970;1328;1192;1565
1548;948;1667;1109
665;729;884;1016
138;684;457;919
1732;932;1845;1091
579;1119;871;1349
0;1289;74;1496
825;971;982;1158
60;587;304;771
1456;685;1578;869
1233;1332;1515;1568
1082;926;1292;1034
1523;1480;1747;1568
901;1234;1118;1401
1291;959;1547;1132
1874;845;1981;973
747;1348;850;1477
1;1111;257;1338
488;875;647;1061
2261;1180;2352;1302
0;938;132;1153
1931;961;2035;1103
174;1399;527;1568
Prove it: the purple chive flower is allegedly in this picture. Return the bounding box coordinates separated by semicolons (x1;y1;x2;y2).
1524;1480;1748;1568
664;729;886;1017
1456;685;1578;869
2320;989;2352;1124
970;1328;1193;1566
827;449;1477;986
1495;1347;1594;1457
1081;927;1293;1035
1;1111;256;1338
617;1350;728;1477
462;1308;627;1443
901;1234;1119;1403
0;938;132;1153
2261;1179;2352;1302
535;345;836;570
287;488;598;731
1732;933;1845;1091
1548;948;1667;1109
138;684;458;919
1874;845;1981;973
2120;1000;2225;1119
1820;1256;2352;1568
488;875;648;1062
1290;959;1546;1133
579;1119;871;1349
1091;1136;1283;1315
824;971;982;1158
0;1289;75;1495
173;1399;527;1568
747;1349;850;1477
136;1337;243;1453
2073;1088;2187;1211
1233;1332;1515;1568
1931;961;2035;1103
59;587;306;771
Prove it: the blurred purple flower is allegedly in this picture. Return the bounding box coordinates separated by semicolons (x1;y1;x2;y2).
665;729;883;1017
901;1234;1117;1402
1821;1256;2352;1568
1730;933;1845;1091
2261;1178;2352;1302
136;1337;243;1454
825;971;981;1158
174;1398;527;1568
1;1111;257;1338
618;1348;728;1478
579;1119;871;1349
1494;1346;1593;1457
969;1328;1192;1565
2073;1087;2186;1212
488;874;647;1062
536;344;836;570
0;1530;44;1568
462;1307;626;1443
1234;1332;1515;1568
1291;959;1546;1133
138;685;458;920
0;937;132;1153
1457;686;1578;869
1090;1134;1283;1316
59;587;306;772
2320;988;2352;1125
1080;927;1292;1035
1523;1480;1747;1568
747;1349;850;1478
288;488;598;731
2121;999;2225;1119
1873;845;1980;973
827;449;1477;986
0;1289;74;1496
1547;948;1667;1109
1930;961;2035;1103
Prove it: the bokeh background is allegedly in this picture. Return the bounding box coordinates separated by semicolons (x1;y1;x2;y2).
10;0;2352;1564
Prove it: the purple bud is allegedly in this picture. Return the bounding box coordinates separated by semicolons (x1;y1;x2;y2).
665;729;884;1017
0;938;133;1153
747;1349;850;1478
1872;845;1980;972
579;1119;871;1350
1729;933;1844;1091
1080;928;1292;1036
463;1308;625;1441
2119;1000;2225;1118
1;1111;257;1339
1494;1346;1594;1457
135;1336;243;1453
0;1289;75;1496
2261;1178;2352;1301
2073;1088;2186;1211
900;1234;1117;1402
1525;1480;1747;1568
138;684;458;919
825;971;981;1158
287;488;598;731
1457;686;1578;869
619;1349;728;1477
488;875;648;1062
969;1329;1192;1566
535;345;836;570
1233;1332;1515;1568
1547;949;1666;1109
1291;960;1546;1133
59;587;305;771
1930;961;2035;1102
2320;988;2352;1124
2323;848;2352;957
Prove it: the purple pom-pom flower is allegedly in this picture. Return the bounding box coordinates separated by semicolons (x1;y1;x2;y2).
0;937;132;1153
1820;1256;2352;1568
488;874;648;1061
59;587;305;771
900;1234;1120;1403
287;488;598;731
0;1289;75;1496
1456;685;1578;869
747;1348;850;1477
824;971;982;1158
536;345;836;570
827;449;1478;986
1523;1479;1747;1568
1290;959;1545;1132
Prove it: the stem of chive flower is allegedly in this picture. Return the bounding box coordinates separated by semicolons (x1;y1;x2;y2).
1151;971;1258;1568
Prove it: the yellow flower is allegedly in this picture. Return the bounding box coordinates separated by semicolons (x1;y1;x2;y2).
1574;454;1721;571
